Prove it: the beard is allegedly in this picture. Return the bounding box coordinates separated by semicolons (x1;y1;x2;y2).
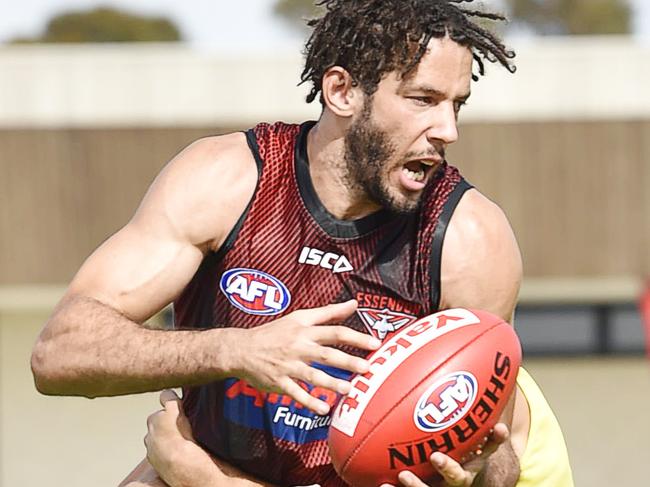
343;100;423;216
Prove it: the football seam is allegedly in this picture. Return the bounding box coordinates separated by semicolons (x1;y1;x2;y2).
340;319;506;476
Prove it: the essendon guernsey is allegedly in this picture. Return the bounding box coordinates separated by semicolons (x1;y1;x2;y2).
174;121;472;486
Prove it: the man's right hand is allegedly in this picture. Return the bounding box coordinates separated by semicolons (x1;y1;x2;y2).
231;300;381;414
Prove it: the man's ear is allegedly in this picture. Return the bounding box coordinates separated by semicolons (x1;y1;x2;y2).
321;66;363;117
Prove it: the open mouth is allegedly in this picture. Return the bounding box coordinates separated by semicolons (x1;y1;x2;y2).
400;160;438;189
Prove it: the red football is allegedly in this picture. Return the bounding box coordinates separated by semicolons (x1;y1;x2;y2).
328;308;521;487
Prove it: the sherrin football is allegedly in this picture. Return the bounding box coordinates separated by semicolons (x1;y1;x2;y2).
328;308;521;487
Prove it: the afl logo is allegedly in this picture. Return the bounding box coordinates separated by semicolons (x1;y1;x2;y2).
414;371;478;433
220;268;291;316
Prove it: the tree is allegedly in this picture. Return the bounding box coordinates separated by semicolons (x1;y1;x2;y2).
9;7;182;44
272;0;632;35
273;0;323;30
508;0;631;35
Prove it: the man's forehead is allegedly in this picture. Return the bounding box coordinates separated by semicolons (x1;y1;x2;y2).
400;79;472;100
419;38;473;69
398;39;473;84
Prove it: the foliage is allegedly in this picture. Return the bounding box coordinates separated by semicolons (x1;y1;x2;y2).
508;0;631;35
9;7;182;44
273;0;324;29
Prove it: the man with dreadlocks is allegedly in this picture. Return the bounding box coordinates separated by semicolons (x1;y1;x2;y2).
32;1;573;486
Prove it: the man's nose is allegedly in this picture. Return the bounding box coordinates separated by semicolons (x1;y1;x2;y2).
426;102;459;146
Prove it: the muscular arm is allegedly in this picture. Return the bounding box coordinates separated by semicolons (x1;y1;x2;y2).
30;133;259;397
439;189;524;487
32;129;376;400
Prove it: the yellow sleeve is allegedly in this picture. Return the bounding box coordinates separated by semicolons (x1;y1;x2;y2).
515;367;575;487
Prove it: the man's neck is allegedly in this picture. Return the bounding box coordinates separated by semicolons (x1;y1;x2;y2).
306;116;381;221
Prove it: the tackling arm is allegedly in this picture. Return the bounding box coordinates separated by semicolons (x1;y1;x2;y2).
121;391;277;487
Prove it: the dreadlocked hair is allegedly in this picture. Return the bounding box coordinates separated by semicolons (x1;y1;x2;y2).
301;0;516;104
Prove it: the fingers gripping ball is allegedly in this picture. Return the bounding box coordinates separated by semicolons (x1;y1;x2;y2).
328;308;521;487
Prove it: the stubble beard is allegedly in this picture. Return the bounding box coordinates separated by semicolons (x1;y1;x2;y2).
343;101;422;216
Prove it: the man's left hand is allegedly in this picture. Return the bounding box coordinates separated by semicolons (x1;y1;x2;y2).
144;390;280;487
380;423;510;487
145;389;222;487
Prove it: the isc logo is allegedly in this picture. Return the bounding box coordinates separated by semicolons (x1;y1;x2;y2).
298;246;353;274
414;372;478;432
220;268;291;316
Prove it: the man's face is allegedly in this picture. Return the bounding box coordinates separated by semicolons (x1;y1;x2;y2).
343;36;473;214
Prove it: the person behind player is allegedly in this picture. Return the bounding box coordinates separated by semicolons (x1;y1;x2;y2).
31;1;573;486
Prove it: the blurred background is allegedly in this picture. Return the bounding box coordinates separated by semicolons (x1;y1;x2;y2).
1;0;649;485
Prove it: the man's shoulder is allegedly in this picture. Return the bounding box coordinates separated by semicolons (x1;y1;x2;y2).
167;130;258;181
179;131;252;168
446;188;520;268
137;131;259;250
439;188;522;320
451;188;511;237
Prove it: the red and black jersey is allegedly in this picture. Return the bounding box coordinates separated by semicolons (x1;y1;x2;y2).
174;121;471;486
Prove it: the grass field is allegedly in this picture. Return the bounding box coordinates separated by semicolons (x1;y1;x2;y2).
2;311;648;486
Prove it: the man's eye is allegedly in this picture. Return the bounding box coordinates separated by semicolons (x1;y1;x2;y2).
410;96;433;106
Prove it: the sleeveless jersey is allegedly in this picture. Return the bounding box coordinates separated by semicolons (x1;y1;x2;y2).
174;121;471;486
